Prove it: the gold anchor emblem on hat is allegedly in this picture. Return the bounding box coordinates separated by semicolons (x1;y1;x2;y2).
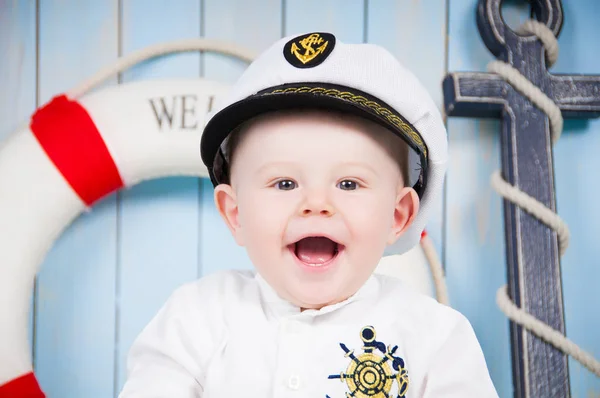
290;33;329;64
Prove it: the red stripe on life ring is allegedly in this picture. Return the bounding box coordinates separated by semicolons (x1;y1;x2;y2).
0;372;45;398
30;95;124;206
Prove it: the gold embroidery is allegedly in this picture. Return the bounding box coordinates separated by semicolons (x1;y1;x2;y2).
267;86;427;156
290;33;330;64
327;326;409;398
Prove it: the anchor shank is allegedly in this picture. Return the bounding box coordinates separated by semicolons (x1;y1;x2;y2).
442;52;572;398
498;90;569;398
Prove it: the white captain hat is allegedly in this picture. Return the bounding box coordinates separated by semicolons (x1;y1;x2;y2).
200;32;448;255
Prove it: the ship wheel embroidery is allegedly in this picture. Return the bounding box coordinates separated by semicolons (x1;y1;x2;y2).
326;326;409;398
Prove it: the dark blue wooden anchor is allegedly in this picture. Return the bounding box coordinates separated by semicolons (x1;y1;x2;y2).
442;1;600;397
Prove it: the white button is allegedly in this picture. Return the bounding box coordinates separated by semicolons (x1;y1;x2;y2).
288;375;301;390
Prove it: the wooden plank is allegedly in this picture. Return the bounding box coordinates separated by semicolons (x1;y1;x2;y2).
445;0;511;396
284;0;363;41
0;0;37;360
115;0;202;392
34;1;119;397
199;0;282;277
552;1;600;396
366;0;447;258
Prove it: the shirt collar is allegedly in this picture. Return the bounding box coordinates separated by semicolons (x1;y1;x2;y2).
254;271;379;319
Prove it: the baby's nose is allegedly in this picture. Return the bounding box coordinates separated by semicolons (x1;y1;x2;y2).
301;206;333;217
300;193;335;217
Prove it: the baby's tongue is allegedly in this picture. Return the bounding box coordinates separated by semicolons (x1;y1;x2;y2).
295;237;336;264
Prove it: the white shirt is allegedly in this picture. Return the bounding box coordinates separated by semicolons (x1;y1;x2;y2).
119;270;499;398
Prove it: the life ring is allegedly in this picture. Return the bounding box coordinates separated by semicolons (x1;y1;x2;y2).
0;39;446;396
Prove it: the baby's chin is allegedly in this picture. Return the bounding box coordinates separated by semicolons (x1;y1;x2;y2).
285;282;353;311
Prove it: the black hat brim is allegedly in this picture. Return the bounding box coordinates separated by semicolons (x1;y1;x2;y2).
200;82;428;198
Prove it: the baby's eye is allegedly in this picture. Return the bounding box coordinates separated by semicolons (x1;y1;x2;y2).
338;180;358;191
276;179;297;190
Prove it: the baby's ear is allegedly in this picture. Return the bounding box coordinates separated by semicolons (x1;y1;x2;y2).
214;184;244;246
387;186;420;245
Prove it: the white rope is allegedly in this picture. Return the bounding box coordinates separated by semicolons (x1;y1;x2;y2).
420;234;449;305
487;61;563;144
497;286;600;375
490;170;570;256
489;20;600;377
518;20;559;66
67;38;256;99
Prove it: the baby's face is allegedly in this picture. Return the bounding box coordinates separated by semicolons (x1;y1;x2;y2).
214;111;419;310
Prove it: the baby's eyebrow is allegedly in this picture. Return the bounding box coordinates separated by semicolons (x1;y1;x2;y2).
336;161;377;175
254;161;378;176
255;161;297;175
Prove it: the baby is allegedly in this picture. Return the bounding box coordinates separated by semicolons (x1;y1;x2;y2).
119;32;498;397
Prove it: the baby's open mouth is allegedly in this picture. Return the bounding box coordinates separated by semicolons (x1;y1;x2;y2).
288;236;343;266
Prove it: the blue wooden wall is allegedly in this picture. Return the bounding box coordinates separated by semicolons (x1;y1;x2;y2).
0;1;598;397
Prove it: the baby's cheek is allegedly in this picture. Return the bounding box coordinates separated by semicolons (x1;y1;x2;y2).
242;196;290;236
346;195;395;232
